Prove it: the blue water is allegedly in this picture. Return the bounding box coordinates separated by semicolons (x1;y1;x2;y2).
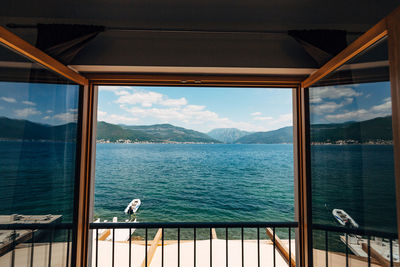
311;144;398;250
311;145;397;233
94;144;295;223
0;142;397;242
0;141;77;222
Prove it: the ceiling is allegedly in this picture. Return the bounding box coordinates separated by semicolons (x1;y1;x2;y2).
1;0;399;74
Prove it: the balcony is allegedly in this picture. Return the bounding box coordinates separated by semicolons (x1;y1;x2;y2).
1;221;399;267
1;3;400;267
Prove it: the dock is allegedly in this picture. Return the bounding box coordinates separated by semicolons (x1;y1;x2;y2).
95;217;137;242
0;214;62;256
340;235;400;266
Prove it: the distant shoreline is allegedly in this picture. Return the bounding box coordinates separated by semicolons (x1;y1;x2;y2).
96;140;392;145
311;140;393;145
0;139;392;145
96;139;219;144
0;138;76;143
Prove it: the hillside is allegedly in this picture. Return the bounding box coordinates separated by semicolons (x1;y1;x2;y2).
207;128;251;143
97;121;159;142
310;116;392;143
0;116;392;144
0;117;77;141
235;126;293;144
106;123;220;143
234;116;393;144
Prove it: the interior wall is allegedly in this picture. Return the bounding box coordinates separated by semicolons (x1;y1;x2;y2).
1;0;399;69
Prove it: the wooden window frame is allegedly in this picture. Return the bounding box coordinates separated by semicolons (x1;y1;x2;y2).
0;26;91;267
1;5;400;266
300;5;400;267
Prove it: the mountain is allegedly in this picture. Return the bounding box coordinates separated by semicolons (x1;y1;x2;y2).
310;116;392;143
235;126;293;144
207;128;251;143
96;121;159;142
234;116;393;144
0;116;392;144
0;117;77;141
107;123;220;143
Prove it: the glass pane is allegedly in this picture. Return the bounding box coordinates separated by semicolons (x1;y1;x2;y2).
0;44;80;267
309;38;398;265
93;86;295;245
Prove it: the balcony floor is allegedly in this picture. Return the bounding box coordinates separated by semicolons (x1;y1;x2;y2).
93;239;294;267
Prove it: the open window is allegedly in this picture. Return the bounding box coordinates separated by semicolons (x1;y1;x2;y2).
90;85;298;266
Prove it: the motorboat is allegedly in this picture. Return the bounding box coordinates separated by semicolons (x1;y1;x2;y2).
332;209;359;228
124;199;141;214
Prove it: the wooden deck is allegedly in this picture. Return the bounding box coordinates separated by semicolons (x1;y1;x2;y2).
0;214;62;256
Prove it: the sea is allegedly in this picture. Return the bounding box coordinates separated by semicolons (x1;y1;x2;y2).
94;143;294;223
0;141;397;244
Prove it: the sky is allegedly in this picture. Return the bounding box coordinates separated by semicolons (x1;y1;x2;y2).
309;81;392;124
0;81;393;132
0;81;79;125
97;86;293;132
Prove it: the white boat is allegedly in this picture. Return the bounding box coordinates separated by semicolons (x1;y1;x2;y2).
332;209;359;228
124;199;141;214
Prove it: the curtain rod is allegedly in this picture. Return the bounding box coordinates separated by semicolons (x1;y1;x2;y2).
6;23;364;36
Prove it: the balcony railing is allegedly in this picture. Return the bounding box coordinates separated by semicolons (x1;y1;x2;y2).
0;223;73;267
3;221;397;267
89;221;298;267
312;224;399;267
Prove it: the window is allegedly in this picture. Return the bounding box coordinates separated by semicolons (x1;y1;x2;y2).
0;44;81;267
91;86;296;266
309;38;398;266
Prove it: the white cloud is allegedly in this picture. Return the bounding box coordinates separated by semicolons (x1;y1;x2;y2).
312;101;345;115
310;86;362;115
310;97;323;104
22;101;36;106
253;116;273;121
14;108;41;118
116;91;164;107
310;86;361;115
343;98;354;105
325;109;369;122
371;97;391;112
184;105;206;111
123;105;215;122
99;86;133;92
265;113;292;127
52;112;77;123
312;86;362;100
325;98;392;122
43;111;78;123
115;90;130;96
275;113;293;122
99;87;294;132
120;104;292;132
98;110;107;117
126;107;186;120
122;105;226;129
97;110;138;124
116;90;188;108
42;109;78;123
161;97;188;107
1;97;16;103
